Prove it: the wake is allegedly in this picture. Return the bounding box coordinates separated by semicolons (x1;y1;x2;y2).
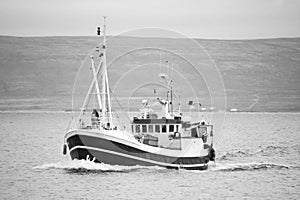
218;144;300;160
208;162;295;172
33;159;164;173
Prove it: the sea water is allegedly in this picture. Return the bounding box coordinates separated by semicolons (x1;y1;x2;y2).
0;112;299;199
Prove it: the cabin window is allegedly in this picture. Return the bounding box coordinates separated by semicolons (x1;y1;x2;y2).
135;125;140;133
142;125;147;133
199;127;207;137
155;125;160;133
148;125;153;133
162;125;167;133
131;125;134;133
176;125;179;132
191;127;198;137
169;125;174;132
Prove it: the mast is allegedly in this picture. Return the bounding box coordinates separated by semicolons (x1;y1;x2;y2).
91;55;102;112
170;84;173;117
77;17;114;129
77;54;103;126
100;23;106;119
102;16;113;127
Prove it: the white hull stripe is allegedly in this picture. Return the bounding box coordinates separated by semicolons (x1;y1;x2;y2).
69;145;207;168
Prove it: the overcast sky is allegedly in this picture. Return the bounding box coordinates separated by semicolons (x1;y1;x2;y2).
0;0;299;39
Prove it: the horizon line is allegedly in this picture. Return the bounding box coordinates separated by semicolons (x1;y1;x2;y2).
0;34;300;41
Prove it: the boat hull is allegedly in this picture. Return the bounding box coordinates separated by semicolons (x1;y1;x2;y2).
65;130;214;170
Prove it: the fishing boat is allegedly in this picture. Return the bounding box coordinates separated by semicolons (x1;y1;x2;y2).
63;19;215;170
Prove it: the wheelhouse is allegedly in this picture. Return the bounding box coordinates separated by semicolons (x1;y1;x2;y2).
131;118;182;134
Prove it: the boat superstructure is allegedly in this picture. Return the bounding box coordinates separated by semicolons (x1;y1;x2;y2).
63;18;215;170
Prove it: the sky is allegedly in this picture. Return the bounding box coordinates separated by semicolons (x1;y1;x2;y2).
0;0;300;39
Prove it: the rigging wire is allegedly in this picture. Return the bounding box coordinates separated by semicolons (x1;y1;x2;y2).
109;88;131;123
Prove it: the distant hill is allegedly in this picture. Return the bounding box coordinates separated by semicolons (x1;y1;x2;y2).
0;36;299;112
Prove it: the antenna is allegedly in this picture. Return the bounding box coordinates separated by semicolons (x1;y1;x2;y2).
166;60;169;77
103;16;107;26
159;50;162;76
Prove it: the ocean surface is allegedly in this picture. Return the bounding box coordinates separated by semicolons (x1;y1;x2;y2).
0;112;299;199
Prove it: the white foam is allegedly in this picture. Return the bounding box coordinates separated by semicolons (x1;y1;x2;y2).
33;159;165;172
209;162;292;172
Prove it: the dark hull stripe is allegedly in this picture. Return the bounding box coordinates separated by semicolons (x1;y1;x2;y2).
70;146;208;170
67;134;212;167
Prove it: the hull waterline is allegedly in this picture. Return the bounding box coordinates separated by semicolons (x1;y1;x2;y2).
65;130;214;170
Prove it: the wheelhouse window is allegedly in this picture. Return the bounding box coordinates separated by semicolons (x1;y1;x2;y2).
135;125;140;133
155;125;160;133
142;125;147;133
162;125;167;133
199;127;207;136
148;125;153;133
169;125;174;132
191;127;198;137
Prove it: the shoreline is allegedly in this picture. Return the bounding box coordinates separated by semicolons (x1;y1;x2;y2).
0;110;299;114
